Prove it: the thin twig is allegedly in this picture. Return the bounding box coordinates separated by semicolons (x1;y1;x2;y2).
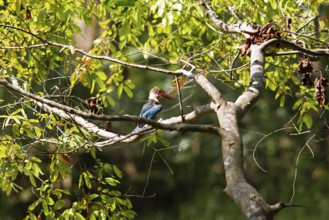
229;50;241;79
290;133;317;204
142;151;156;196
175;76;185;123
154;147;174;175
252;127;295;173
296;16;317;33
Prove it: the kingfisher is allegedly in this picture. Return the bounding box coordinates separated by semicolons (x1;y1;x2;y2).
133;87;174;133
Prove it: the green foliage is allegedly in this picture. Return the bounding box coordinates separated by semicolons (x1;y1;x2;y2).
0;0;328;219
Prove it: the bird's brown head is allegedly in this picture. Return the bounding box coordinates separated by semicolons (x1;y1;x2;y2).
149;87;174;101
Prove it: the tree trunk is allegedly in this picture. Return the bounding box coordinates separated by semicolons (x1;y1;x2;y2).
194;44;279;219
217;103;272;220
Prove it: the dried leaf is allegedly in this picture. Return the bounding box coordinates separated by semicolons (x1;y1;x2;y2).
240;38;251;56
301;73;313;86
314;76;329;107
298;57;313;73
172;77;185;93
105;120;111;131
26;8;32;19
61;154;72;164
49;148;58;158
87;97;103;115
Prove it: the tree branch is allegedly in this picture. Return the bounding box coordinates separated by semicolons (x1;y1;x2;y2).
198;0;258;36
260;38;329;57
195;74;227;108
235;44;264;118
265;49;329;57
0;24;195;77
0;77;216;145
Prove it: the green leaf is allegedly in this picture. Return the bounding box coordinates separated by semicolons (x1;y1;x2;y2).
279;96;285;107
46;196;54;206
124;79;135;89
15;0;22;13
158;136;170;147
42;199;49;215
113;166;123;179
54;199;65;210
51;169;59;182
28;199;41;212
303;114;313;129
74;212;86;220
83;172;92;189
27;214;38;220
292;98;303;110
117;83;124;98
29;174;37;187
123;86;133;97
113;0;135;7
105;177;120;186
96;71;107;81
90;147;97;159
122;210;137;218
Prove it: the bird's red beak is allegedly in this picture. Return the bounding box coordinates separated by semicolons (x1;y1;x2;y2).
160;91;174;100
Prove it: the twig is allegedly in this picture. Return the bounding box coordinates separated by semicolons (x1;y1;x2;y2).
154;147;174;175
227;6;241;21
0;77;218;139
230;50;241;79
296;16;317;33
0;24;182;76
290;133;316;204
175;76;185;123
142;151;156;196
252;127;295;173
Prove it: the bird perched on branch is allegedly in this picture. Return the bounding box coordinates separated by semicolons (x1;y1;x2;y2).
132;87;174;133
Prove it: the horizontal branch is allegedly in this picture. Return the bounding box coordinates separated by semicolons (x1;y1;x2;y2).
268;202;311;216
261;38;329;57
0;24;195;77
0;77;215;145
265;48;329;57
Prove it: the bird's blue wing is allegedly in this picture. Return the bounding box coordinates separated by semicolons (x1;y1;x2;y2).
132;101;163;133
140;102;162;119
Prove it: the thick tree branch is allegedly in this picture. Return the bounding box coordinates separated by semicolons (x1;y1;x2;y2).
195;74;227;108
235;37;329;119
195;3;314;219
194;73;271;220
235;44;264;119
0;77;216;145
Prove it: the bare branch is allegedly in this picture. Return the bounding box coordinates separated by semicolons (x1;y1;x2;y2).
0;77;217;145
198;0;258;36
268;202;312;216
0;24;183;76
265;48;329;57
260;38;329;57
296;16;317;33
0;43;49;49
